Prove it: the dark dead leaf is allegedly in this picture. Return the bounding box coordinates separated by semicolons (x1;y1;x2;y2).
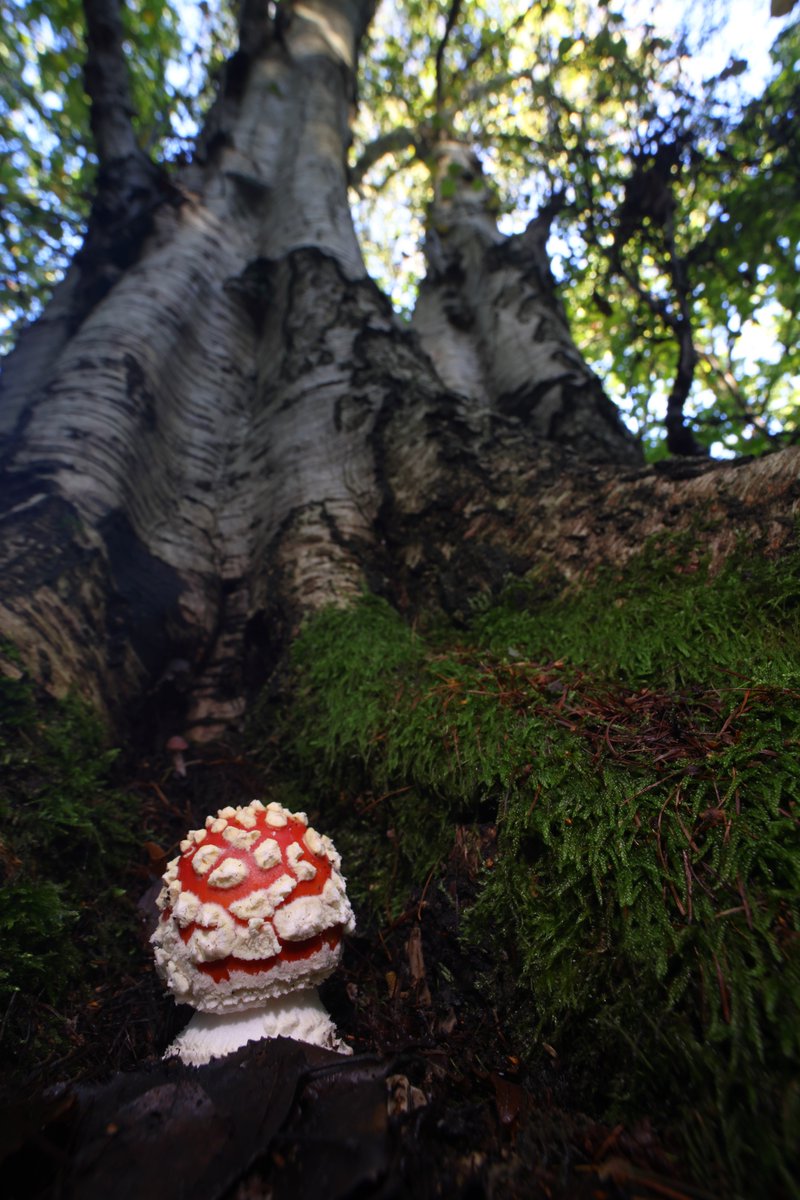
490;1072;530;1127
268;1055;389;1200
142;841;168;866
68;1038;341;1200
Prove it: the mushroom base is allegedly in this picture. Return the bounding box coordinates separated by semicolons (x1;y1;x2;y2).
164;987;352;1066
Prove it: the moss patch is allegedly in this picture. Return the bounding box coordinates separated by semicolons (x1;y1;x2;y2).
0;672;142;1072
279;543;800;1197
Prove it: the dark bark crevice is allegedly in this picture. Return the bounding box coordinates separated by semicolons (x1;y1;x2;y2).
99;509;189;677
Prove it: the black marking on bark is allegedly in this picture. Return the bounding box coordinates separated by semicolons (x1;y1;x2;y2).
0;492;92;593
525;309;568;344
486;231;558;290
422;258;474;330
123;353;158;432
225;170;273;207
197;128;235;165
0;464;57;511
224;257;277;330
64;163;181;339
495;371;642;464
496;378;572;421
333;392;373;433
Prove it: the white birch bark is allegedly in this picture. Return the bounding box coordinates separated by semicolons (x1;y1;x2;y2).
412;142;641;463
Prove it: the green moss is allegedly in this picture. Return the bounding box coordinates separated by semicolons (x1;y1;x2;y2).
477;534;800;690
0;881;79;999
277;541;800;1196
0;674;140;1066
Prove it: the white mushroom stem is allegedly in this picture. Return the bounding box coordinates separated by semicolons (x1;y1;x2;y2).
165;987;352;1066
171;749;187;778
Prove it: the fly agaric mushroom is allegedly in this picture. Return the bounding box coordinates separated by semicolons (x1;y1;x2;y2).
151;800;355;1065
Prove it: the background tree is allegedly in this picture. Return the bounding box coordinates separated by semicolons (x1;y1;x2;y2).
1;2;799;1197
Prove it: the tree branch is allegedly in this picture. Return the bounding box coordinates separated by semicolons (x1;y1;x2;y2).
664;315;701;455
83;0;151;170
350;68;532;188
435;0;463;118
349;126;420;187
465;67;530;106
607;199;704;456
698;350;783;443
63;0;178;334
662;214;704;456
461;6;532;78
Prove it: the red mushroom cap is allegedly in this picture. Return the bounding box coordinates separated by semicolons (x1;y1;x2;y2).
152;801;355;1014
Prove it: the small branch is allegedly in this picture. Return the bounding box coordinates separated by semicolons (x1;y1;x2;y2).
350;69;533;189
520;189;566;249
461;6;532;76
611;248;671;326
697;350;782;442
349;126;420;187
609;237;704;456
81;0;177;237
661;212;704;456
55;0;179;336
441;68;532;124
366;149;418;194
435;0;463;118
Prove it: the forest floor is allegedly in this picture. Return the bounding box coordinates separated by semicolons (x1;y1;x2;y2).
1;746;713;1200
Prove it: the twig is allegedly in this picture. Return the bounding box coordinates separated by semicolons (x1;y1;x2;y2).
712;951;731;1023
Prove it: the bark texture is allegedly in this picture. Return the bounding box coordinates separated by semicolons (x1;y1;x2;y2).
0;0;798;739
412;142;641;464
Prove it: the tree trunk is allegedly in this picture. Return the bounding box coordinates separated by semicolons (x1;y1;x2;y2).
412;141;640;464
0;0;798;741
1;0;383;732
